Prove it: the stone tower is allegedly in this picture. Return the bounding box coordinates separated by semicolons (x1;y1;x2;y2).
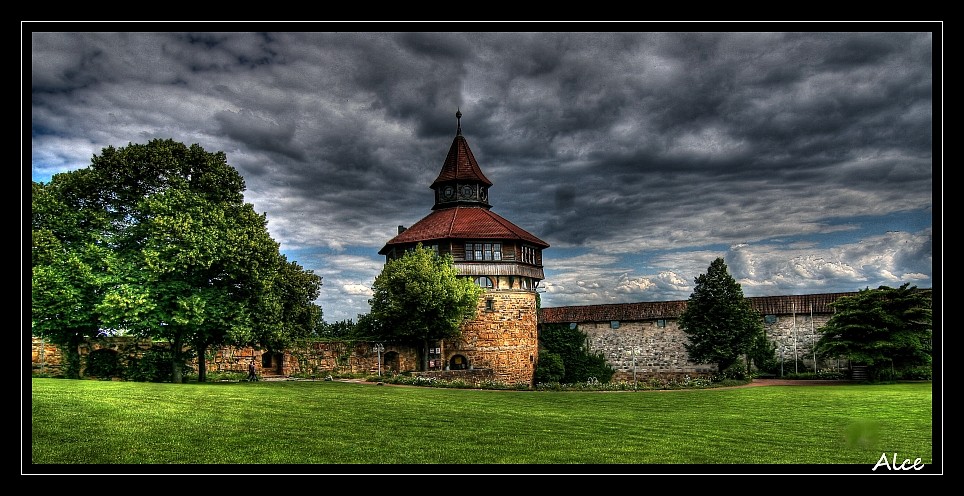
378;110;549;385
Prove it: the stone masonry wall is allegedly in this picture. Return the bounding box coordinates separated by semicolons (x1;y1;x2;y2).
30;337;63;376
282;341;420;377
29;335;419;379
447;290;538;386
580;320;715;382
574;313;849;382
764;313;849;373
31;306;849;383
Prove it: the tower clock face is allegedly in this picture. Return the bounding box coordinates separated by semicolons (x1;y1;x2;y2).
442;185;455;200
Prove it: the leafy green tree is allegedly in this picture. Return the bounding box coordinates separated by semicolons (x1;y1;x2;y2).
254;256;324;352
678;257;763;376
367;244;483;370
32;179;115;378
816;284;932;381
32;139;322;383
318;319;357;339
747;330;779;375
533;350;565;384
537;323;614;384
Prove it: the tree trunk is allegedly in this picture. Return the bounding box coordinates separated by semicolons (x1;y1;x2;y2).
423;339;429;371
196;344;208;382
171;334;184;384
64;334;83;379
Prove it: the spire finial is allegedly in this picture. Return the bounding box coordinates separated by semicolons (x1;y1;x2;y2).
456;108;462;136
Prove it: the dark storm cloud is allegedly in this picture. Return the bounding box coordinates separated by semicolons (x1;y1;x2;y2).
28;26;936;322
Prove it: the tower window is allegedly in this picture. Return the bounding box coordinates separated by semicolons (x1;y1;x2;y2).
656;319;666;328
465;243;502;261
521;245;536;264
475;276;493;288
485;298;495;311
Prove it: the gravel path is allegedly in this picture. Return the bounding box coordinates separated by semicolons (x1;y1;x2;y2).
735;378;856;388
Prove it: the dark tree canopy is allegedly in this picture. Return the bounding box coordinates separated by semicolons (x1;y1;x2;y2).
536;323;614;384
816;283;932;380
677;257;763;375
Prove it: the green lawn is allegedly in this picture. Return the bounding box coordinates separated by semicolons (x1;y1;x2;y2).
27;378;935;473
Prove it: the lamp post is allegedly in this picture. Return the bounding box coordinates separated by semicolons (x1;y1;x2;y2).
810;303;817;373
374;343;385;377
632;347;638;388
625;347;640;389
792;301;799;374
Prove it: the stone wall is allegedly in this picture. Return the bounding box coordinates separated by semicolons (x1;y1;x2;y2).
763;313;849;374
281;341;420;377
30;337;63;376
447;289;538;386
28;335;419;379
30;298;851;384
579;319;715;381
571;312;849;381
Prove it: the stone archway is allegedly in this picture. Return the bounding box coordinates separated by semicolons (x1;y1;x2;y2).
384;351;401;374
449;354;469;370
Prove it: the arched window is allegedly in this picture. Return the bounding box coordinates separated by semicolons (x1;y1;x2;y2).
474;276;493;288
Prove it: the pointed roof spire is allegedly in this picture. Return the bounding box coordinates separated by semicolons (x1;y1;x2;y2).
431;110;492;188
456;108;462;136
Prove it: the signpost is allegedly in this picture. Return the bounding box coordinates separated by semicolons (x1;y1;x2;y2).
374;343;384;377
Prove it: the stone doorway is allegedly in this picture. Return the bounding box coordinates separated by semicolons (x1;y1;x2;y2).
449;354;470;370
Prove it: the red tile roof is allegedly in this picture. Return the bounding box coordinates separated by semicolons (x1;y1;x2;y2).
538;292;867;323
430;135;492;188
540;300;689;322
379;206;549;254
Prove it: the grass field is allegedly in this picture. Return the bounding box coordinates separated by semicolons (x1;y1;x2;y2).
27;378;936;474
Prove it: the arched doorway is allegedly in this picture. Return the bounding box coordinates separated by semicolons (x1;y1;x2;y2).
449;354;469;370
261;352;284;375
384;351;400;374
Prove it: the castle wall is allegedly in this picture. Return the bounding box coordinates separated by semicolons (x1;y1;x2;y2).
30;337;63;376
764;313;847;373
29;299;850;384
579;319;715;382
445;289;538;386
566;312;849;382
28;335;419;380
